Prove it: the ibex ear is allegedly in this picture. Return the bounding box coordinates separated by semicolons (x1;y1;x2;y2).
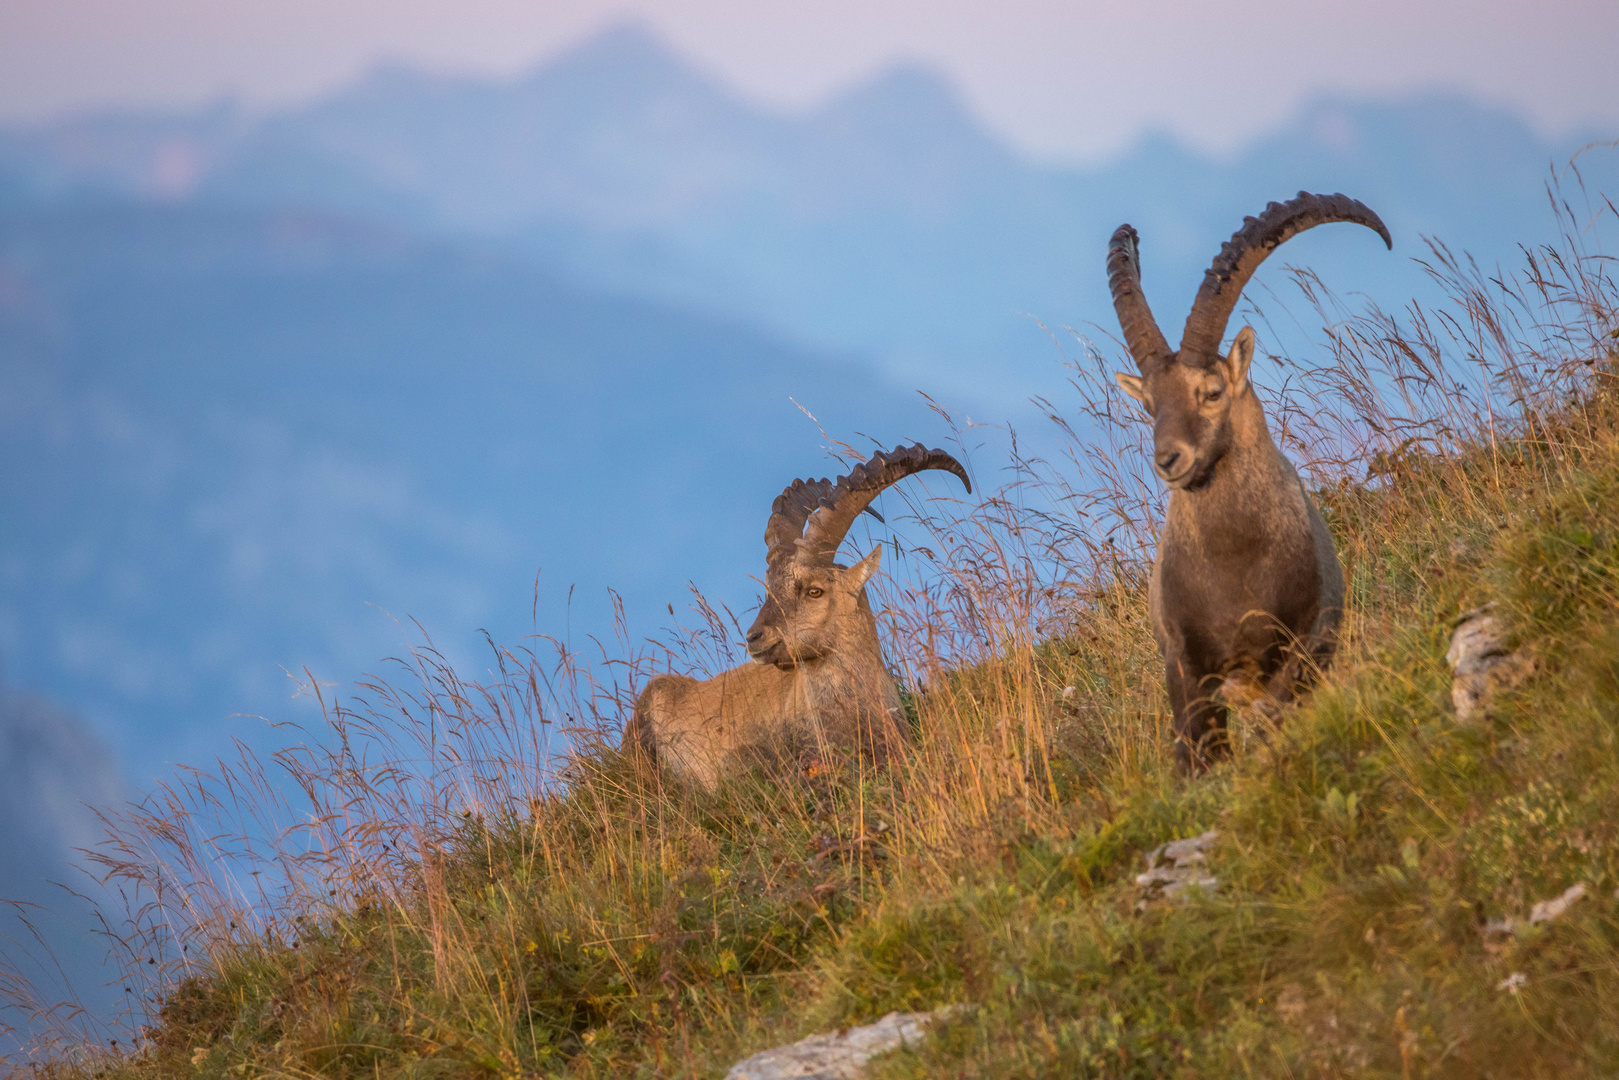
848;546;882;590
1115;372;1146;403
1224;326;1255;396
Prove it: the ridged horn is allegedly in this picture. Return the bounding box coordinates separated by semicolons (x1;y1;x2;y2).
1107;224;1173;371
765;477;838;567
764;479;891;568
795;444;971;566
1179;191;1392;361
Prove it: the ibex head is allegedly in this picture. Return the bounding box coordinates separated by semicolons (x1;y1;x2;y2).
746;444;970;669
1109;192;1391;490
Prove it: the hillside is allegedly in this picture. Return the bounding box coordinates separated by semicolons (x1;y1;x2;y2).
7;188;1616;1078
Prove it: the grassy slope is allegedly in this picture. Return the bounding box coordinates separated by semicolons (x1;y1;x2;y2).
16;211;1619;1078
67;387;1619;1080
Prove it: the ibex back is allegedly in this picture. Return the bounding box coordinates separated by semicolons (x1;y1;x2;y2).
1108;192;1391;770
625;444;971;788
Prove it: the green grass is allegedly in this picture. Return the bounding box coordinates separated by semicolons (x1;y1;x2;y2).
94;384;1619;1080
9;190;1619;1078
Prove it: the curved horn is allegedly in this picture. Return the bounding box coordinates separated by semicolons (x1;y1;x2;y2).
1107;224;1173;371
1179;191;1392;361
797;444;971;566
764;478;889;567
765;477;837;567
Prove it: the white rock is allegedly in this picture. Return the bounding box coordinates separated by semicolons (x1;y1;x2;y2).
1446;605;1529;722
1529;882;1587;925
1481;883;1587;944
1159;875;1219;900
1446;605;1508;673
1158;831;1218;865
1135;867;1188;888
725;1008;958;1080
1137;830;1219;905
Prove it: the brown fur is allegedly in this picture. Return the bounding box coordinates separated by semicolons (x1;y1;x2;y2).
624;548;904;788
625;445;970;787
1119;328;1344;769
1108;194;1386;770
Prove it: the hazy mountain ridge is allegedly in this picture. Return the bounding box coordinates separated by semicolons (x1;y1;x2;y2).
6;24;1606;400
204;27;1024;231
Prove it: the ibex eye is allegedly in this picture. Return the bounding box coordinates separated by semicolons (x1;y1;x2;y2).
1206;389;1223;402
806;587;824;599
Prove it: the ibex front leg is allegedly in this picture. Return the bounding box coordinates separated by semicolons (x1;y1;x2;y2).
1165;652;1228;773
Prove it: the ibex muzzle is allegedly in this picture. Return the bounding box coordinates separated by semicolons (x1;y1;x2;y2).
1108;192;1391;770
744;548;881;669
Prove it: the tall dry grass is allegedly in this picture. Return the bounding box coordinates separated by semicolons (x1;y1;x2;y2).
3;158;1616;1076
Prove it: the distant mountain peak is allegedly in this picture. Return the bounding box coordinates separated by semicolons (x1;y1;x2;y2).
520;21;733;103
813;62;999;149
828;64;969;116
334;23;713;108
343;58;462;103
807;60;1011;177
546;22;688;73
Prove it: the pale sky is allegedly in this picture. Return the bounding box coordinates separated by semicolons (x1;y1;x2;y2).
1;0;1616;163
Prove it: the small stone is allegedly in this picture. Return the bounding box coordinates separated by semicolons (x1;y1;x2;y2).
1061;685;1076;701
1134;866;1186;888
725;1007;962;1080
1159;875;1219;899
1446;604;1531;722
1447;605;1508;671
1159;830;1217;864
1529;882;1587;925
1137;830;1219;905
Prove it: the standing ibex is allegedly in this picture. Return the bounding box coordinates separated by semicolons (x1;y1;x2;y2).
626;444;971;788
1108;192;1391;770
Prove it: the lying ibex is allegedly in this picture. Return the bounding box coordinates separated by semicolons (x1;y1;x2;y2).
1108;191;1391;770
626;444;971;788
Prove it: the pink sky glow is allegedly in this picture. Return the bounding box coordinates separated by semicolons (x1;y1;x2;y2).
1;0;1615;163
